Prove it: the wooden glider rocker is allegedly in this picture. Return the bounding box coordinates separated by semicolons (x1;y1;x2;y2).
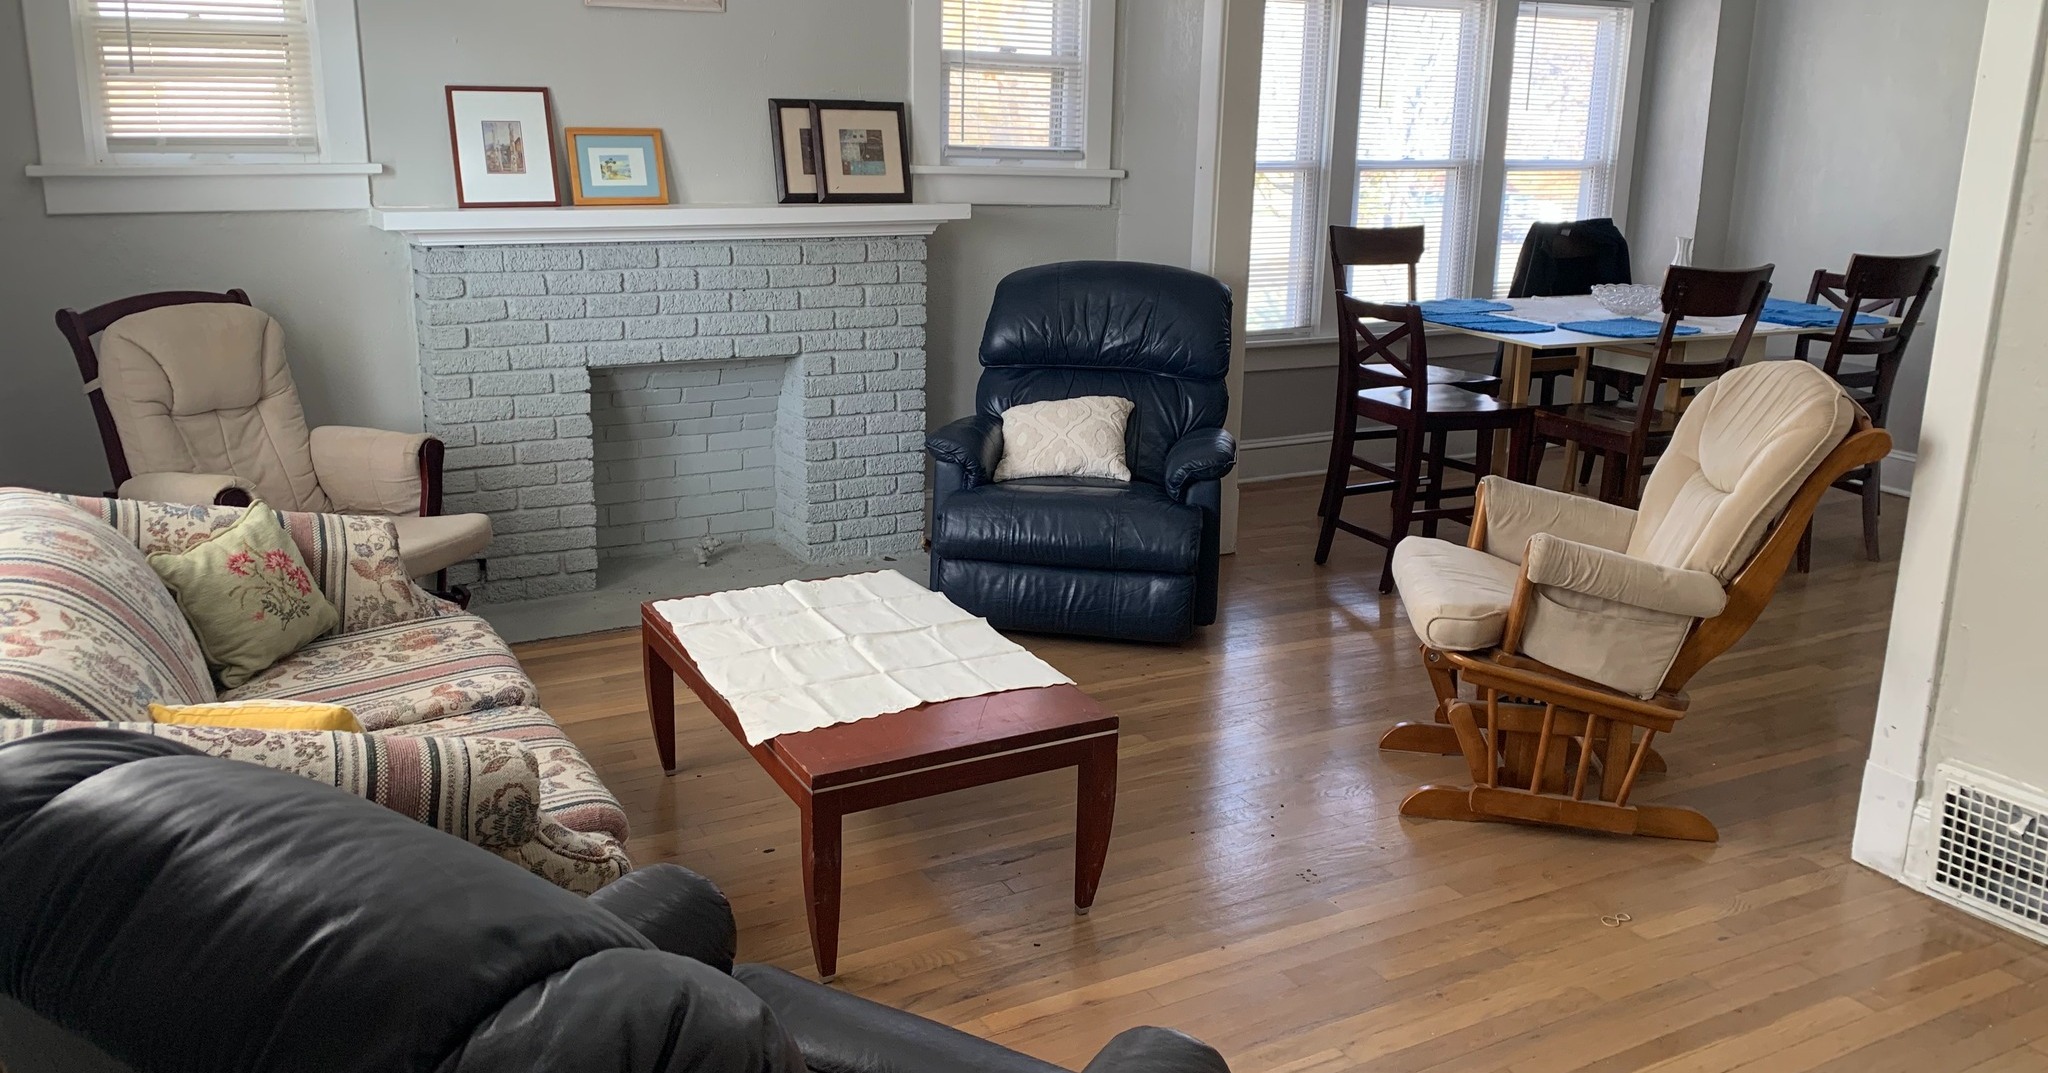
1379;361;1892;841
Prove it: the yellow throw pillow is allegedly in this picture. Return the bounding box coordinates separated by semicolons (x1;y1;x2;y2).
149;700;363;733
146;502;340;689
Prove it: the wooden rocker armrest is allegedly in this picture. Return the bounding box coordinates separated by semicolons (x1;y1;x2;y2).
310;426;438;516
1471;475;1636;559
118;471;254;508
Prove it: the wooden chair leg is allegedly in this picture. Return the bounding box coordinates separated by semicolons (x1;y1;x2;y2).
1577;443;1598;488
1796;522;1814;574
1381;646;1466;756
1379;428;1424;594
1313;414;1353;565
1861;463;1883;561
1422;430;1448;538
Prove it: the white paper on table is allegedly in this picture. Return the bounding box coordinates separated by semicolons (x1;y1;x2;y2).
652;571;1074;745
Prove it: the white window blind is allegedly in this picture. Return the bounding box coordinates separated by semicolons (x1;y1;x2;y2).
1352;0;1491;303
1249;0;1336;334
1494;2;1632;294
78;0;321;157
941;0;1087;158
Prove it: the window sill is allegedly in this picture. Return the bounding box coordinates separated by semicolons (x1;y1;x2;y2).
909;164;1125;207
25;162;384;215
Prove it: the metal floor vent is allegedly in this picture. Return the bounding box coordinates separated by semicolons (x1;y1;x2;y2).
1930;764;2048;938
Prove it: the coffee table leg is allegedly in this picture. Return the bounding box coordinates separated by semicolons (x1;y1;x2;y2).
643;641;676;775
800;794;844;981
1074;735;1118;915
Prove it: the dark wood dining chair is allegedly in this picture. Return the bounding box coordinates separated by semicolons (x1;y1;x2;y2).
1315;294;1531;592
1794;250;1941;569
1528;264;1774;507
1496;218;1633;406
1319;225;1502;520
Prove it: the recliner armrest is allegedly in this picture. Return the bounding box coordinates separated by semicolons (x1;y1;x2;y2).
1163;428;1236;502
734;963;1083;1073
586;863;738;974
1521;533;1727;619
1082;1027;1233;1073
310;426;434;516
925;415;1004;489
118;471;254;508
1476;475;1635;563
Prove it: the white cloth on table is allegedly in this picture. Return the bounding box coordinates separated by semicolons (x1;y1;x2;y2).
652;570;1074;745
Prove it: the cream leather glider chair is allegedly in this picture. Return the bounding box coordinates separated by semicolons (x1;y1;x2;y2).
1380;360;1889;841
57;289;492;590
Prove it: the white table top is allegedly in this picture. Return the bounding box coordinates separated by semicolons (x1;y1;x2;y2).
1426;294;1894;348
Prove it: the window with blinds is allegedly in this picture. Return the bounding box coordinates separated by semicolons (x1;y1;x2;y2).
1352;0;1491;303
1494;2;1633;295
1249;0;1336;333
941;0;1087;159
77;0;321;157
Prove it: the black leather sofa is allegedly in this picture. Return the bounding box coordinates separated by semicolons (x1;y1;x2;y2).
925;261;1237;643
0;730;1230;1073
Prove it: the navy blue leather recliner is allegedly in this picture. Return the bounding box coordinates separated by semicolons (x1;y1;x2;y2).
924;261;1237;643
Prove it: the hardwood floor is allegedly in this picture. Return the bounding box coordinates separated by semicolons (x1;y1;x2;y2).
517;478;2048;1072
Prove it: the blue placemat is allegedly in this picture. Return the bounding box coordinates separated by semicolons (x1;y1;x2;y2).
1426;312;1555;334
1418;298;1513;317
1760;298;1887;329
1559;318;1700;339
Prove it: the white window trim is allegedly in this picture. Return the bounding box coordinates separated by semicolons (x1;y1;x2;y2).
1245;0;1652;342
908;0;1124;207
20;0;381;215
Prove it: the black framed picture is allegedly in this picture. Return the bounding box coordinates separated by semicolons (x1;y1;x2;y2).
769;99;820;204
807;100;911;204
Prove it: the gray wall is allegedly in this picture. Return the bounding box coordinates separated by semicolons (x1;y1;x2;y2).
0;0;1203;495
1717;0;1987;460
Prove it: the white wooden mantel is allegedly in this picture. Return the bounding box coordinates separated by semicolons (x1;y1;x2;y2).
368;203;972;246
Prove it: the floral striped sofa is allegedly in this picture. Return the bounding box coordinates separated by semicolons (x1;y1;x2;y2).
0;488;630;893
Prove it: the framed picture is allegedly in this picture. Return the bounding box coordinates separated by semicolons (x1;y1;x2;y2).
565;127;671;206
808;100;911;204
445;86;561;208
768;99;820;204
585;0;723;8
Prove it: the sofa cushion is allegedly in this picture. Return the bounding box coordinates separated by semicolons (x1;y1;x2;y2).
222;613;536;729
150;699;363;733
0;489;216;720
933;477;1203;574
68;495;449;634
1390;536;1522;651
382;706;629;845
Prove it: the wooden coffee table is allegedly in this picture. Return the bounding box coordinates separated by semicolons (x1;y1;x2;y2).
640;602;1119;980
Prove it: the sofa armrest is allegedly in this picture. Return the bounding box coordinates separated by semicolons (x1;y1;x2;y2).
1477;475;1636;563
310;426;434;516
117;471;254;508
734;963;1079;1073
925;415;1004;489
587;863;737;974
0;720;544;851
1082;1027;1233;1073
1163;428;1237;502
1520;533;1728;619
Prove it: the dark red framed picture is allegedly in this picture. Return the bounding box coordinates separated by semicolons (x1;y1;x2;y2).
444;86;562;208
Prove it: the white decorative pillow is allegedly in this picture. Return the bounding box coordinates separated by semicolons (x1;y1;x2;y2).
994;395;1136;482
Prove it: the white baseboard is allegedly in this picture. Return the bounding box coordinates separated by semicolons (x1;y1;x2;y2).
1240;433;1922;499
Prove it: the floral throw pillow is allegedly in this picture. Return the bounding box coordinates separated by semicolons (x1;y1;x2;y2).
147;503;340;689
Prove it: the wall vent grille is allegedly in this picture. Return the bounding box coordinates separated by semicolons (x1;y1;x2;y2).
1930;765;2048;939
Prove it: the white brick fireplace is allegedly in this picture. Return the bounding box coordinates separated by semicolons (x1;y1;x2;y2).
373;205;970;604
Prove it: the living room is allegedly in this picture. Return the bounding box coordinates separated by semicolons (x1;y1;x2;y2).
3;0;2046;1070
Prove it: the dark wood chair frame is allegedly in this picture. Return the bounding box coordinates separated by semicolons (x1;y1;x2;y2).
1315;294;1532;592
1529;265;1775;508
1792;251;1941;569
55;288;469;602
1380;413;1892;841
1495;223;1627;406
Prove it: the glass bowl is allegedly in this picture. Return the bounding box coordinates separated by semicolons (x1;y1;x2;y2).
1591;283;1663;318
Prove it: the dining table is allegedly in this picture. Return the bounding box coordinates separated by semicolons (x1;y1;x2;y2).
1418;293;1902;483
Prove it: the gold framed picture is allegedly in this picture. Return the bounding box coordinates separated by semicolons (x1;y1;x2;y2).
564;127;671;206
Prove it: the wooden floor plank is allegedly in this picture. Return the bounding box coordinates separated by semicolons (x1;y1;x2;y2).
519;478;2048;1071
